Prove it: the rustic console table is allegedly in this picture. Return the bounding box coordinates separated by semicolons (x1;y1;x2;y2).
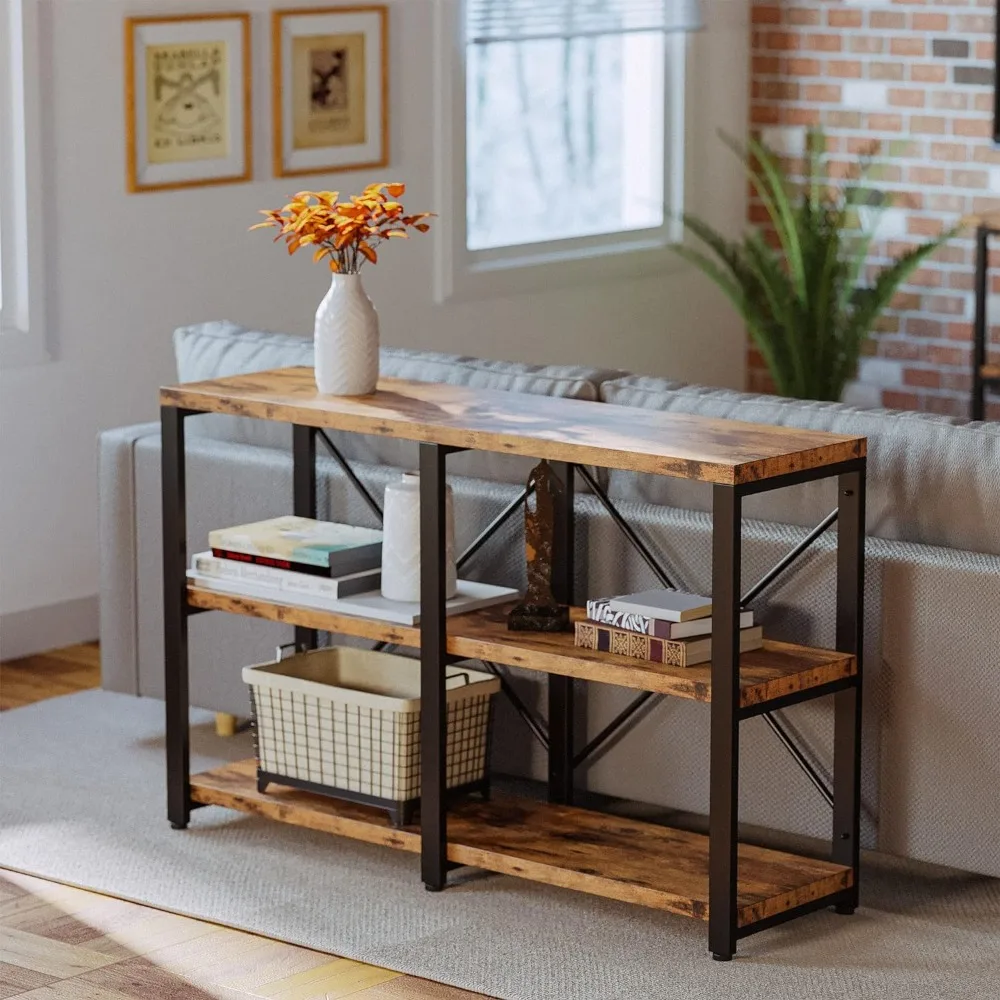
160;367;867;961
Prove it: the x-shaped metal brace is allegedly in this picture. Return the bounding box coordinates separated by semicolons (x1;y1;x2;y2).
318;438;842;809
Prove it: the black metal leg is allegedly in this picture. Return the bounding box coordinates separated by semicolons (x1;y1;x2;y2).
293;425;319;652
709;485;741;961
834;464;866;913
972;226;988;421
420;443;449;891
548;462;575;805
162;406;191;830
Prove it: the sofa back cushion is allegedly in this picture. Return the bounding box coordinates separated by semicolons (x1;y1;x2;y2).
601;375;1000;556
175;321;627;484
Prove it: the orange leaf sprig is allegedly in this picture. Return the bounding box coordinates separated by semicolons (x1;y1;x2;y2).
250;183;433;272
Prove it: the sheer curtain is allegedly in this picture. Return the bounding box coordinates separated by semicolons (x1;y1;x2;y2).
466;0;703;45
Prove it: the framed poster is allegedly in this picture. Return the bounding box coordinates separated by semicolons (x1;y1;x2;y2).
124;13;252;193
273;6;388;178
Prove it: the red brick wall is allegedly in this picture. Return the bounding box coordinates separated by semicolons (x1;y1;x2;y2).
748;0;1000;417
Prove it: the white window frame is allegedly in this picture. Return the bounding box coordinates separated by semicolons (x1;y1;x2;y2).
434;0;687;303
1;0;48;367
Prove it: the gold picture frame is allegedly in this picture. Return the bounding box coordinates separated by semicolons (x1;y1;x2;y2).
272;6;389;179
124;13;253;193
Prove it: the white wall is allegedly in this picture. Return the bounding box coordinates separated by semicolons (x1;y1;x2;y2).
0;0;748;649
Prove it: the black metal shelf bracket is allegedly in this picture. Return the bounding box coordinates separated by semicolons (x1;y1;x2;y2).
574;464;677;590
480;660;550;751
317;429;384;524
574;692;661;768
741;508;839;607
457;485;534;572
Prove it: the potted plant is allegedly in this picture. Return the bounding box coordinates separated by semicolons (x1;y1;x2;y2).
673;131;959;402
253;184;433;396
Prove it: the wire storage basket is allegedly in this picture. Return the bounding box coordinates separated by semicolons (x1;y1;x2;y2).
243;645;500;827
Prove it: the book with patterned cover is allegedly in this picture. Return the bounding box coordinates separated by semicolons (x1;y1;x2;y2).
586;598;753;640
575;621;763;668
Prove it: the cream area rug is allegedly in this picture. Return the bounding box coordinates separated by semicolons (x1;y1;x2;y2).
1;690;998;1000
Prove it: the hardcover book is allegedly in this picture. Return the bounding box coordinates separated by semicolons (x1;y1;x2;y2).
586;598;753;640
575;621;763;668
192;552;380;600
208;516;382;576
607;589;713;623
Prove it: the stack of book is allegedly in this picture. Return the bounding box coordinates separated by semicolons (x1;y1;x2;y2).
189;515;385;605
575;589;763;667
186;514;520;625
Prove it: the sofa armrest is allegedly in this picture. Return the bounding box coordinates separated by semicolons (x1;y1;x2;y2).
98;422;161;695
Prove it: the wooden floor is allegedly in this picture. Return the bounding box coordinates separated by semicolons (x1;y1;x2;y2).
0;646;490;1000
0;644;102;712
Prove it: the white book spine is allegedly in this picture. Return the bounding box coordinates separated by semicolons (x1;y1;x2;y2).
188;570;345;613
192;553;343;600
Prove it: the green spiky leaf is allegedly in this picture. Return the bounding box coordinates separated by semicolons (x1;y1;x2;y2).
671;130;964;401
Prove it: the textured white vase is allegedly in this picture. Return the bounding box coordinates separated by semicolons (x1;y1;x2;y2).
381;472;457;603
314;273;379;395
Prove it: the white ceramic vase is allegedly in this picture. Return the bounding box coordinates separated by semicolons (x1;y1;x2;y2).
381;472;457;603
314;272;379;395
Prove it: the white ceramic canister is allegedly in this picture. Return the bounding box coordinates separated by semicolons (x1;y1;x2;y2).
381;472;457;602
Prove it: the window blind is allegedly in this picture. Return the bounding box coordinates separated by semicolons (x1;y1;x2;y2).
466;0;703;44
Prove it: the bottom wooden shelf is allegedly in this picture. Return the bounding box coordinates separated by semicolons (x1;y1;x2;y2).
191;760;852;928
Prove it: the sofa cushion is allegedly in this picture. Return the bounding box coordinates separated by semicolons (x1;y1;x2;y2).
175;321;628;484
600;375;1000;556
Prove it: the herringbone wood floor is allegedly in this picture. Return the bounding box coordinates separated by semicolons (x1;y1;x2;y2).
0;646;491;1000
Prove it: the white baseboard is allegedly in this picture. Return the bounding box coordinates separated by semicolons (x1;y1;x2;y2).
0;595;99;660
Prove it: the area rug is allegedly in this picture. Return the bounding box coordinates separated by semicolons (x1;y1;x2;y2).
1;690;998;1000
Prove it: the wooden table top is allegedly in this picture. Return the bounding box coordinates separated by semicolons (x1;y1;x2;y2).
161;367;866;485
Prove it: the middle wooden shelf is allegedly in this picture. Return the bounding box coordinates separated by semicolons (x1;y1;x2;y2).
188;586;855;708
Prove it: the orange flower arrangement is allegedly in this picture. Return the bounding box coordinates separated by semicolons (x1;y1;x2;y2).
251;183;433;273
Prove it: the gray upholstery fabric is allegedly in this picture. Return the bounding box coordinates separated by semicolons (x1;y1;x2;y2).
97;422;161;698
174;321;627;484
601;376;1000;556
100;429;1000;877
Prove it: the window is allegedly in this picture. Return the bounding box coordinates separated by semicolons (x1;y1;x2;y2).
435;0;701;300
0;0;47;366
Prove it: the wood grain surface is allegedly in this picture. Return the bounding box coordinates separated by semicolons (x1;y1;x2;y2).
187;589;856;706
161;368;866;484
0;649;487;1000
0;870;484;1000
981;363;1000;380
0;644;100;712
190;761;852;927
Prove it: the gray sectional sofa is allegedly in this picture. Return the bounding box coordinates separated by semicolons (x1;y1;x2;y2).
99;321;1000;878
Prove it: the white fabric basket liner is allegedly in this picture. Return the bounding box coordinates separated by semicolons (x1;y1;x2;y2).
242;647;500;711
244;646;500;803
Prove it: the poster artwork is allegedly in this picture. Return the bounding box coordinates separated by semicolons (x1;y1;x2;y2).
292;33;368;150
146;41;230;165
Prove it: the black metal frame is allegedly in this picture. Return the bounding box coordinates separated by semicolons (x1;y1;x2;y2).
162;405;192;830
162;404;866;961
972;223;1000;421
705;461;865;959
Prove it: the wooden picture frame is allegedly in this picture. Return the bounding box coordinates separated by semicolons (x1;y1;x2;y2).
272;6;389;178
124;13;252;193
